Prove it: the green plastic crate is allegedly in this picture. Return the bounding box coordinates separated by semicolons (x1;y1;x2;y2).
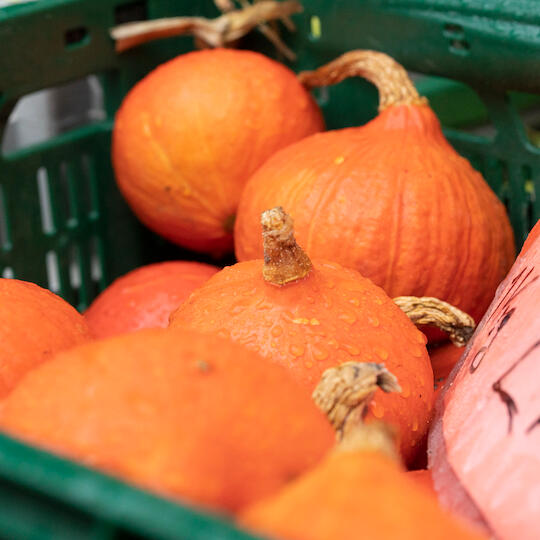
0;0;539;538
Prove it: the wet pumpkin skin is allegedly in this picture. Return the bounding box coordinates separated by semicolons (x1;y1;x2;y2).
112;48;324;256
0;329;334;514
169;259;434;465
0;279;91;398
235;54;515;331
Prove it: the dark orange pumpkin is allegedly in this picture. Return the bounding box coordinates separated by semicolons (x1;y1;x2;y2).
84;261;218;338
113;48;324;256
430;342;464;397
0;329;334;513
0;278;91;398
170;207;434;464
239;363;486;540
235;50;515;333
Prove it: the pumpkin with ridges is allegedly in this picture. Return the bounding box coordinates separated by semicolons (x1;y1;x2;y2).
234;50;515;333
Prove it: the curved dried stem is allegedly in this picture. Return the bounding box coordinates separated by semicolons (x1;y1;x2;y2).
393;296;475;346
110;0;302;57
313;362;400;437
298;50;427;111
261;207;312;286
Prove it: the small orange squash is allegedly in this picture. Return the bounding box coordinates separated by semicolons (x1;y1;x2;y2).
113;48;324;256
0;329;334;513
235;50;515;333
170;207;435;464
239;363;486;540
84;261;218;338
0;278;90;398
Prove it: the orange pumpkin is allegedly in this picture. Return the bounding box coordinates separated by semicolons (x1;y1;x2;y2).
84;261;218;339
430;342;463;397
112;48;324;256
235;50;515;333
0;278;90;398
0;329;334;513
239;363;486;540
170;207;434;464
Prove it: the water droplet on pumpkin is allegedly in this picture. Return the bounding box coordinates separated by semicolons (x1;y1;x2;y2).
334;155;345;165
349;298;360;306
412;418;419;432
310;318;320;326
368;315;380;327
371;401;385;418
313;347;329;361
343;344;360;356
292;317;310;325
271;340;277;348
375;347;388;360
338;312;357;325
271;326;283;337
290;344;305;357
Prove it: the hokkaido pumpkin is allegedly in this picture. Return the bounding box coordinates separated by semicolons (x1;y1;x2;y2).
0;278;90;398
0;329;334;513
239;363;486;540
112;48;324;256
235;50;515;333
170;206;443;464
429;342;464;397
429;219;540;540
84;261;218;339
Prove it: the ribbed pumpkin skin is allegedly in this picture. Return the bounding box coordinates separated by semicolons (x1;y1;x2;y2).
0;329;334;514
239;451;486;540
0;279;90;398
235;104;515;326
169;260;434;464
113;48;324;255
84;261;218;339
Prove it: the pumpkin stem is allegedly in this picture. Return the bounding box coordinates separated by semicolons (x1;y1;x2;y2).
393;296;475;347
298;50;427;111
261;207;313;286
312;362;401;458
110;0;302;57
